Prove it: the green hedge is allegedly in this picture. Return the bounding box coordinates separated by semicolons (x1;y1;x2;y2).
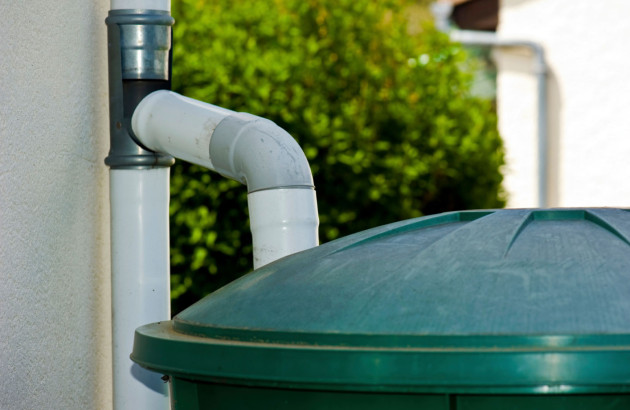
169;0;505;313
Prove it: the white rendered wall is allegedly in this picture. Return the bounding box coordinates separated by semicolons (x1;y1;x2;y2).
0;1;113;409
496;0;630;207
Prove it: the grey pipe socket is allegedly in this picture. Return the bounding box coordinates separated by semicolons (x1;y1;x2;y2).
105;10;175;169
106;10;174;80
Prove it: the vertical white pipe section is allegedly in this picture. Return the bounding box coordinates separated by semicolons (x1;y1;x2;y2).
110;0;170;11
110;168;170;410
248;189;319;269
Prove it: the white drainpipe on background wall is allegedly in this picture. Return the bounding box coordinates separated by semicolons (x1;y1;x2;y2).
432;2;549;207
105;1;319;409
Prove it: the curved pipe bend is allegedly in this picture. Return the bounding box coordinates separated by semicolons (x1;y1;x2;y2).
131;90;319;268
210;112;314;192
132;90;313;193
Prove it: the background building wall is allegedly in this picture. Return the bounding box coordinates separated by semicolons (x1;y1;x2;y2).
496;0;630;207
0;1;113;408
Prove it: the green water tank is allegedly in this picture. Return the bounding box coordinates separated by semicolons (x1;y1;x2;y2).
132;208;630;409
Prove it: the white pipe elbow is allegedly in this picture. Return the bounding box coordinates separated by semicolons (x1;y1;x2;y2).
205;106;317;268
209;112;314;192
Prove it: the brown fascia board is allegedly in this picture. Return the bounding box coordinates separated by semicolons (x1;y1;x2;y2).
452;0;499;31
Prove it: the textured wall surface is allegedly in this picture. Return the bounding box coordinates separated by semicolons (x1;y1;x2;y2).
0;1;112;409
496;0;630;207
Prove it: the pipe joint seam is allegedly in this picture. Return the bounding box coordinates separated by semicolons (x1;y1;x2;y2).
210;113;315;193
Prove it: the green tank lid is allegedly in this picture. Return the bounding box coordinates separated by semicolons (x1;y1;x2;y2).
132;208;630;395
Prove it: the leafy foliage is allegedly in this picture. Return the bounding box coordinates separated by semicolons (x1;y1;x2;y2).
169;0;505;313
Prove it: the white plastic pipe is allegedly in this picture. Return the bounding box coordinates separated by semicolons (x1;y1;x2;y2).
110;168;170;410
133;90;319;267
132;91;233;170
248;189;319;268
110;0;170;11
